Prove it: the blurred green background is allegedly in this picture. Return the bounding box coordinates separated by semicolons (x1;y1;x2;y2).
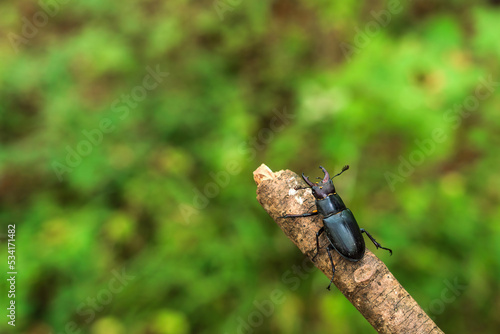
1;0;500;333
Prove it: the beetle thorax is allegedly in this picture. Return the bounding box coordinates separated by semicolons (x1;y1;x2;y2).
316;193;346;217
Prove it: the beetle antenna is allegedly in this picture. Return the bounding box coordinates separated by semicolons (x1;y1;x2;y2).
332;165;349;179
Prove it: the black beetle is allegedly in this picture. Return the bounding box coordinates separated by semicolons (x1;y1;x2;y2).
281;165;392;290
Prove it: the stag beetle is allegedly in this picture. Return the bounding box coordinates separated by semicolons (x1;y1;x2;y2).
281;165;392;290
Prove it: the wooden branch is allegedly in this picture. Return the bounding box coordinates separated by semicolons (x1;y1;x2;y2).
254;164;444;334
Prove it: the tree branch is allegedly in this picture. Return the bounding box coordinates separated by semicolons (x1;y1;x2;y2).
253;164;444;334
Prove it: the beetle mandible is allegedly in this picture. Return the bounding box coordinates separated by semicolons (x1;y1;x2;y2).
280;165;392;290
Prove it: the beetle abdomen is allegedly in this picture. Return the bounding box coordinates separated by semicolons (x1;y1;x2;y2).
323;209;365;261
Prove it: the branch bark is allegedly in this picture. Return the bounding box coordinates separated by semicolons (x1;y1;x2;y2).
254;164;444;334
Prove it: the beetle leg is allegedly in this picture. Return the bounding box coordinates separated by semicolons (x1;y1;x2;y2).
311;226;325;262
360;228;393;256
279;210;318;219
326;245;336;290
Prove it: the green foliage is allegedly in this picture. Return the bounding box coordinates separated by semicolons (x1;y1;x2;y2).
1;1;500;333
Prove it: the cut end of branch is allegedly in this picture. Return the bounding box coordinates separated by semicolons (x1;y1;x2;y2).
253;164;276;185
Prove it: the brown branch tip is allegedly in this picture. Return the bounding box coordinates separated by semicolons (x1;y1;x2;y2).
254;164;444;334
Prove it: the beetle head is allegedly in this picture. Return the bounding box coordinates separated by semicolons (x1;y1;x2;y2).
301;165;349;199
